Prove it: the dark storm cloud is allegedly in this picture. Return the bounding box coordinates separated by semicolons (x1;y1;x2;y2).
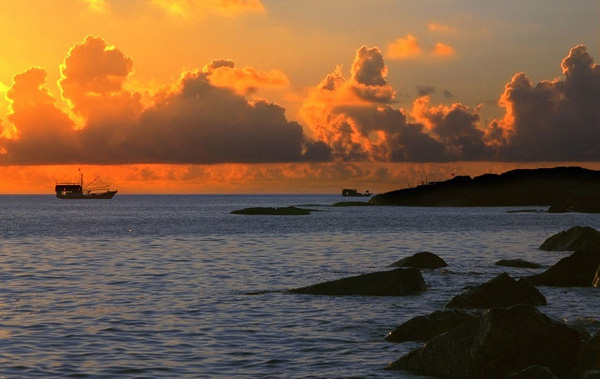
490;45;600;161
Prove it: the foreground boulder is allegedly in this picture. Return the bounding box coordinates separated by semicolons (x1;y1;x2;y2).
539;226;600;251
289;268;426;296
385;309;479;343
579;333;600;373
496;259;542;269
446;272;546;308
525;245;600;287
387;304;588;378
503;365;557;379
389;251;448;269
231;206;312;215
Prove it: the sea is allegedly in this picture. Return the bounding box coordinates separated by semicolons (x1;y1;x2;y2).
1;194;599;378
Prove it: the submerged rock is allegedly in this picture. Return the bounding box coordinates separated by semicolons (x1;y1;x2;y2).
495;259;542;269
387;304;587;378
385;309;479;343
446;272;546;309
230;206;313;215
525;245;600;287
539;226;600;251
389;251;448;269
289;268;426;296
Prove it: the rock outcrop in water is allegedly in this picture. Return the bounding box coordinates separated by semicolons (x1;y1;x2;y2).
389;251;448;269
526;226;600;287
539;226;600;251
289;268;426;296
385;309;479;343
525;246;600;287
495;259;542;269
231;206;313;215
446;273;546;308
386;304;588;378
369;166;600;210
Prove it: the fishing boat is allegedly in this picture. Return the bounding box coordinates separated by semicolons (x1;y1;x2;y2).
55;173;117;199
341;188;372;197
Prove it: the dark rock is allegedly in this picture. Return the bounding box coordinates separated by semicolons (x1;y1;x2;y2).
231;206;312;215
525;245;600;287
595;266;600;287
289;268;426;296
446;272;546;309
548;204;570;213
495;259;542;269
503;366;557;379
385;309;479;343
580;334;600;373
585;370;600;379
389;251;448;269
369;167;600;208
539;226;600;251
387;304;587;378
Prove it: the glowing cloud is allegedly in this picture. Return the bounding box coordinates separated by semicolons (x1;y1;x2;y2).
432;42;456;57
386;34;423;59
488;45;600;161
0;36;327;165
428;22;458;34
82;0;108;13
0;38;598;167
202;59;290;96
151;0;265;17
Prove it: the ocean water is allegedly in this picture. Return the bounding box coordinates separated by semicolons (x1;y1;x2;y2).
1;194;599;378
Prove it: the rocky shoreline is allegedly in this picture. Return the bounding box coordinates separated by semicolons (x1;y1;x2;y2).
281;225;600;378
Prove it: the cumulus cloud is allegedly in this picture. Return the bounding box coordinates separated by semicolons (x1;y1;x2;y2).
300;46;479;162
387;34;455;59
431;42;456;57
0;35;328;165
386;34;423;59
202;59;290;96
1;67;80;164
488;45;600;161
302;44;599;163
1;39;598;166
133;70;328;163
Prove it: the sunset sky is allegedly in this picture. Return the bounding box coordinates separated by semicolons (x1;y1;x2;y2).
1;0;599;194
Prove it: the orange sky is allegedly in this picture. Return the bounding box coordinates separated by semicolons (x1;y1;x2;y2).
0;0;599;194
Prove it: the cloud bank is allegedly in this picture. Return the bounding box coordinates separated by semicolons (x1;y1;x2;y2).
1;38;598;165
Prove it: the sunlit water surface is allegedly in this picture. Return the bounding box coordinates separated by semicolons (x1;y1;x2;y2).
1;195;599;377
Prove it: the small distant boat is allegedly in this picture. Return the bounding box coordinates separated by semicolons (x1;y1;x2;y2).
342;188;372;197
55;173;117;199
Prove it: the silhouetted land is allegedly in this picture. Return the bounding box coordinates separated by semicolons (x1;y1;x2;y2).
369;166;600;212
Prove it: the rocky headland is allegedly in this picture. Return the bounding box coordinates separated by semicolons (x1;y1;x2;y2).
369;166;600;212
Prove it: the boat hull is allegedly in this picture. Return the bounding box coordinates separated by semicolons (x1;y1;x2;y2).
56;190;118;199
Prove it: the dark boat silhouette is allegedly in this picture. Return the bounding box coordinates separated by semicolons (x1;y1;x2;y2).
55;173;117;199
342;188;372;197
